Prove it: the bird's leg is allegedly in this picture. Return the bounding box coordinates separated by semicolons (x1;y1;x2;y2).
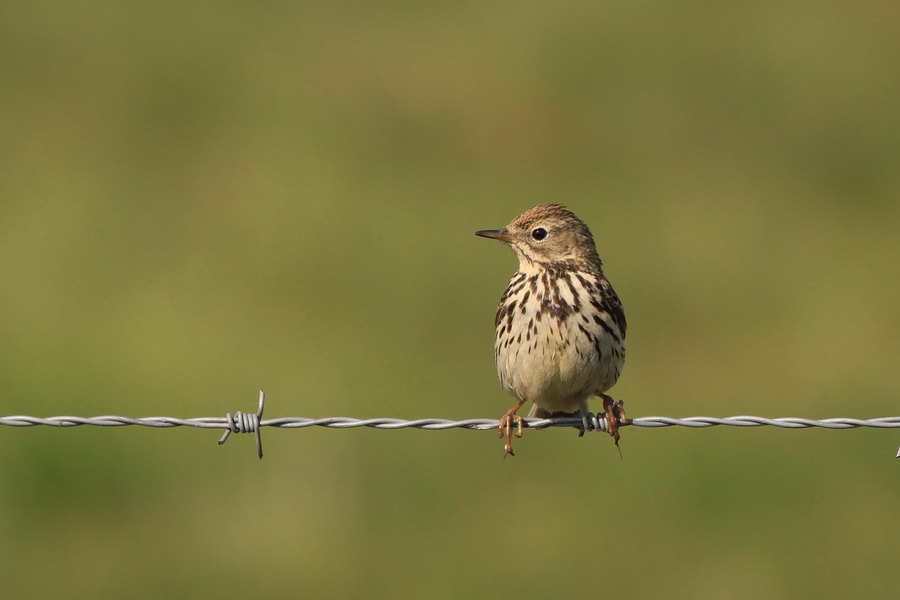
498;400;526;457
601;394;627;445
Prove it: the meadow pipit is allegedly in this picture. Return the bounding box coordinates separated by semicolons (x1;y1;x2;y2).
476;203;627;456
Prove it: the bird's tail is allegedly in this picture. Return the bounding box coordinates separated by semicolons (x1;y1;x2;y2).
527;405;580;419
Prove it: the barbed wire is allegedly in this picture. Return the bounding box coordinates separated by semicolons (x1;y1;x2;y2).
2;391;898;458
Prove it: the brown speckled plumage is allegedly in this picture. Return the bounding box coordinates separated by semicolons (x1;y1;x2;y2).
476;203;627;456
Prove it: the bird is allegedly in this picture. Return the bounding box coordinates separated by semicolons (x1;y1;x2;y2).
475;203;627;456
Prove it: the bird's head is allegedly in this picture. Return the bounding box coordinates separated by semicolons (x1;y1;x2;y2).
475;203;601;268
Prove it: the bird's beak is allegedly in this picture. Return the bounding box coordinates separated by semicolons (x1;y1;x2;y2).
475;228;514;243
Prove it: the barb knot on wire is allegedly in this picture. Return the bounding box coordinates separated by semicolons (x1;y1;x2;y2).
218;390;265;459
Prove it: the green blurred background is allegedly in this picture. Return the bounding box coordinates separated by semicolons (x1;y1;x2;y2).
1;2;898;598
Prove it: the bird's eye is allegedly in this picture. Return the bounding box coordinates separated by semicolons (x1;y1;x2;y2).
531;227;548;241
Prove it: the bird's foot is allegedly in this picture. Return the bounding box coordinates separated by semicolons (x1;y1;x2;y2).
602;395;627;446
498;402;525;458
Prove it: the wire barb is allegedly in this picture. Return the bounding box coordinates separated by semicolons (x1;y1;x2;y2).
217;390;265;459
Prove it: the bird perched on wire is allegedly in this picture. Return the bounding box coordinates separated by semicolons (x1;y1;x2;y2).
476;203;627;456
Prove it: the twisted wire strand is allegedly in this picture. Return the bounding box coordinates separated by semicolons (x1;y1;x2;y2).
2;391;898;457
2;415;898;429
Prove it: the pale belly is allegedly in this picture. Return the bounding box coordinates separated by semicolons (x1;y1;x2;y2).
495;311;623;413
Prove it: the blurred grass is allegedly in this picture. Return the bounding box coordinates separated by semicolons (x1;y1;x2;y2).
0;1;898;598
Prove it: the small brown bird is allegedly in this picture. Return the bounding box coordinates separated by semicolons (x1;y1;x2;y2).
476;203;627;456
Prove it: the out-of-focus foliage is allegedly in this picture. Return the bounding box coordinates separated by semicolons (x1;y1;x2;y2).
0;2;897;598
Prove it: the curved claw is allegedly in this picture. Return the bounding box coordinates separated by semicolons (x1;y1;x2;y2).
499;413;523;457
498;400;526;458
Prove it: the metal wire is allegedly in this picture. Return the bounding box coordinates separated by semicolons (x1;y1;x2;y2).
2;391;898;457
